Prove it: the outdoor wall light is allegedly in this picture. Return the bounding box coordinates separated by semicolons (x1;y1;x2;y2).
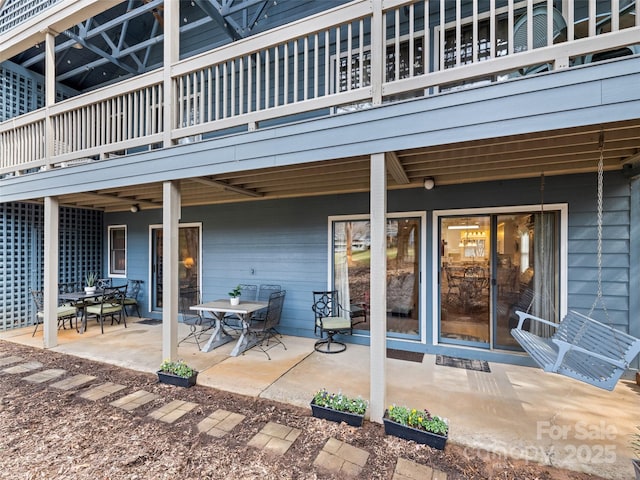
130;204;140;213
423;177;435;190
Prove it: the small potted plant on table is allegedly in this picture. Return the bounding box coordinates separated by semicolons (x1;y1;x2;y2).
85;272;98;294
228;285;242;306
157;359;198;388
310;388;367;427
383;404;449;450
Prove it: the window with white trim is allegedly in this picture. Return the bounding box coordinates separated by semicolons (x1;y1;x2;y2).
108;225;127;277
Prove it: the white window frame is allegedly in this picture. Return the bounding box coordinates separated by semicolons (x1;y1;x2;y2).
148;222;203;314
328;211;427;344
432;204;568;347
108;224;127;278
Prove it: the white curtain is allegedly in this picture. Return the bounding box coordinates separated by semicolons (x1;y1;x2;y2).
335;250;351;314
532;212;556;336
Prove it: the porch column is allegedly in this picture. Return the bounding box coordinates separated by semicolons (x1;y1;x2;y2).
43;196;59;348
630;175;640;369
369;152;387;422
162;0;179;148
162;181;181;361
44;29;55;165
370;0;383;106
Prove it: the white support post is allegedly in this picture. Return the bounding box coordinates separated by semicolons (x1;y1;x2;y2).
162;181;181;361
369;152;387;423
45;30;55;166
43;196;59;348
163;0;179;147
370;0;383;106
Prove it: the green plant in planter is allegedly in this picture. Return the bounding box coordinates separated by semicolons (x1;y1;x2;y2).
228;285;242;298
85;272;98;287
159;359;196;378
312;388;367;415
387;404;448;436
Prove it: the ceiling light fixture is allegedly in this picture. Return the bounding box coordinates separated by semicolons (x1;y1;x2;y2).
423;177;435;190
130;204;140;213
448;225;479;230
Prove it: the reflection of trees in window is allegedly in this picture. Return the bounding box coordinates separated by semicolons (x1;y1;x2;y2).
333;218;419;325
444;18;509;69
337;37;425;93
385;38;424;82
393;219;418;270
338;51;371;92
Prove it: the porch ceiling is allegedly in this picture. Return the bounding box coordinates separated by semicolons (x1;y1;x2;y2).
56;119;640;212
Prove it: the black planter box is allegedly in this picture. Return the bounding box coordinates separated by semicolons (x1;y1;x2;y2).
310;400;365;427
157;370;198;388
383;410;448;450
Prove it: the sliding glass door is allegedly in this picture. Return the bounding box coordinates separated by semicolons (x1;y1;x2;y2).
440;216;491;346
438;209;560;350
331;214;423;338
150;223;201;312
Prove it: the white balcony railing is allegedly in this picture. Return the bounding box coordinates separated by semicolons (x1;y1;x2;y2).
1;0;638;177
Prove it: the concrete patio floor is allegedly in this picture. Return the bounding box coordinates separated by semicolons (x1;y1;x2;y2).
1;317;638;480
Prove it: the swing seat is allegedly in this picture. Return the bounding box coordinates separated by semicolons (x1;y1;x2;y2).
511;310;640;391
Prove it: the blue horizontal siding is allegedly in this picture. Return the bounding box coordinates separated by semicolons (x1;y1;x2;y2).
105;171;635;357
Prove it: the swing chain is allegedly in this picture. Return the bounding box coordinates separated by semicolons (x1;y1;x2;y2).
589;132;607;318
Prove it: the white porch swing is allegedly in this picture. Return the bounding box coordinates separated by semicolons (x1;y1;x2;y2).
511;134;640;391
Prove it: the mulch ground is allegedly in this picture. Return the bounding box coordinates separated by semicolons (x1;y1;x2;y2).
0;340;605;480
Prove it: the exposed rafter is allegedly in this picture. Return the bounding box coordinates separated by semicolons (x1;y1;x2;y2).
194;0;270;40
84;191;162;208
192;177;263;197
621;150;640;165
194;0;242;41
385;151;410;184
61;28;138;75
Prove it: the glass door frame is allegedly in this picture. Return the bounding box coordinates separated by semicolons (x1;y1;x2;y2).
431;204;568;349
148;222;203;314
327;211;428;343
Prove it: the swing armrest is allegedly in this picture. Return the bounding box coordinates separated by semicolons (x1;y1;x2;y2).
550;339;628;370
514;310;559;331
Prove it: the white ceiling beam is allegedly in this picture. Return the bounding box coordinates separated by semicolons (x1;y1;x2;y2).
385;151;409;184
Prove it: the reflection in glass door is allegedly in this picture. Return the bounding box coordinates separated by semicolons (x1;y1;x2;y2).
438;210;559;350
331;215;422;338
494;212;559;349
440;216;491;346
150;224;201;311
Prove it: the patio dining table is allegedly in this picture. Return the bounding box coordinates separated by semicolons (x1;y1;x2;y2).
58;290;100;333
190;299;267;355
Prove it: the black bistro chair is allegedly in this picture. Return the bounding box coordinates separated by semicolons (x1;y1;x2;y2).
123;279;143;317
178;287;213;350
248;290;287;360
84;285;127;334
30;288;77;336
311;290;353;353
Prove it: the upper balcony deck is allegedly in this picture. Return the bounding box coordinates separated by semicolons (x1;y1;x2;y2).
0;0;639;196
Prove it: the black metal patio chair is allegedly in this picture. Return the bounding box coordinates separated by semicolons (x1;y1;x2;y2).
84;285;127;334
123;279;143;317
312;290;353;353
30;288;77;336
248;290;287;360
178;287;214;350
